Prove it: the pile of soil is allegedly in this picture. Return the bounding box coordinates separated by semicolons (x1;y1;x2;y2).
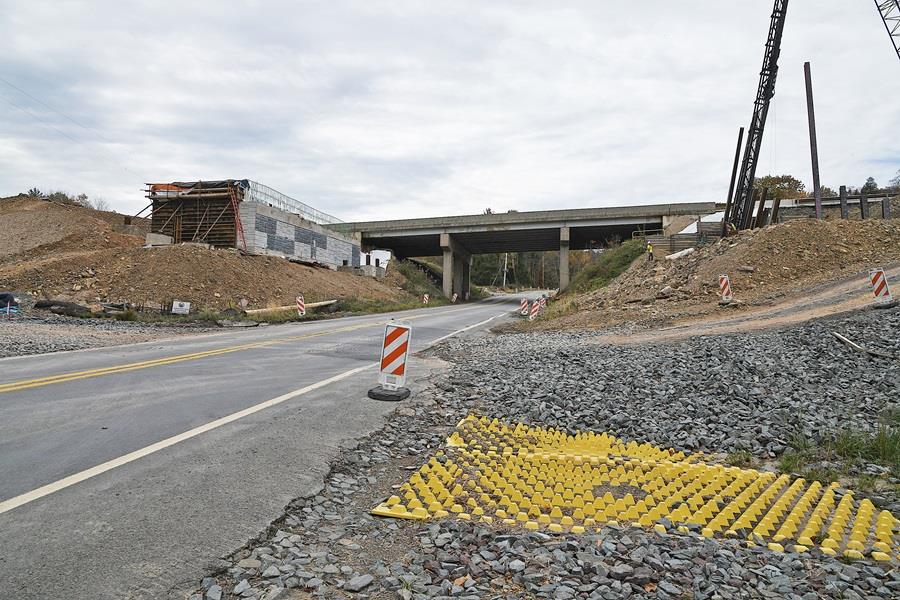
0;196;409;310
549;217;900;329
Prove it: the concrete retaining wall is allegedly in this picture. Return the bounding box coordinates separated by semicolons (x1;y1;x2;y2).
239;202;361;269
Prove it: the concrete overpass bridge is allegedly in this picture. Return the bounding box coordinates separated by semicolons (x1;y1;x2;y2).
330;202;716;298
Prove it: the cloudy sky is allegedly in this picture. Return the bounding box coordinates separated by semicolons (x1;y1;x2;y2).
1;1;898;221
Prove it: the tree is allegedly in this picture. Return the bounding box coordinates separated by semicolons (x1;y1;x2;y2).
90;197;111;211
889;169;900;190
47;191;71;203
754;174;806;200
26;187;43;198
861;177;879;194
818;185;838;198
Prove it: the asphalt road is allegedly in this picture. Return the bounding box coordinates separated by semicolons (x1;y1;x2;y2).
0;295;530;599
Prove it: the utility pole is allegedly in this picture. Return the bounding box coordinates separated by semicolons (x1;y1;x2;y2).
804;61;823;219
501;253;508;288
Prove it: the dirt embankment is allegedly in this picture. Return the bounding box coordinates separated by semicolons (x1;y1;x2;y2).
545;218;900;330
0;196;410;310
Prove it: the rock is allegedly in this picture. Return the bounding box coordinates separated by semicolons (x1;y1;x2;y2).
344;574;374;592
262;565;281;577
508;559;526;572
233;580;250;594
237;558;262;570
609;564;634;580
205;585;222;600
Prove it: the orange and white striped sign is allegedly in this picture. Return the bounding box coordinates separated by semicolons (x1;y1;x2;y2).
870;269;893;304
296;294;306;316
719;275;733;304
379;322;412;390
423;294;429;305
529;300;540;321
539;296;547;309
519;298;528;315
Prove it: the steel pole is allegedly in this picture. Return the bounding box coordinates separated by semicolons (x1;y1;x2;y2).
804;62;823;220
723;127;745;235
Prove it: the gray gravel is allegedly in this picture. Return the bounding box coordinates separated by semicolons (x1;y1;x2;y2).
435;306;900;459
190;306;900;599
0;313;215;358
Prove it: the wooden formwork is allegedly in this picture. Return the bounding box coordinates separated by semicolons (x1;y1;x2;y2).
147;182;244;249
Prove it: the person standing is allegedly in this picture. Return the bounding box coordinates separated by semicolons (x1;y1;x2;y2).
647;242;654;262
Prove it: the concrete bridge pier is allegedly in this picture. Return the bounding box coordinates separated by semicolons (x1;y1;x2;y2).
441;233;471;300
559;227;570;293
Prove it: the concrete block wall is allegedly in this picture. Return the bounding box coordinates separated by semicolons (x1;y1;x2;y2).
239;202;361;269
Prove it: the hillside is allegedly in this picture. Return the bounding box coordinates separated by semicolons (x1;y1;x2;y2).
543;217;900;329
0;195;412;310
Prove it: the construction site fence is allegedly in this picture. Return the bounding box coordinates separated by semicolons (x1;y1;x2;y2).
245;181;342;225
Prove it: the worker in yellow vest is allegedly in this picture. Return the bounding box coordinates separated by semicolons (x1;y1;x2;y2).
647;242;654;262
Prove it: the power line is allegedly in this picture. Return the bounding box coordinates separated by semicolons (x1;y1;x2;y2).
1;90;132;175
2;94;88;148
0;76;116;146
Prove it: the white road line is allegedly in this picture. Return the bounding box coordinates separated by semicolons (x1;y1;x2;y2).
0;309;505;515
424;312;506;348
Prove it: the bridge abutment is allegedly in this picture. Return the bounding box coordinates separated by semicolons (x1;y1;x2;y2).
441;234;471;299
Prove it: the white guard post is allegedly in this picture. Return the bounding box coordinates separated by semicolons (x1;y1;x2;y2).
719;275;733;305
870;268;896;308
296;294;306;316
369;321;413;401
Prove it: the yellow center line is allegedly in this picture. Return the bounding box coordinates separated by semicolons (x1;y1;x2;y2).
0;305;486;394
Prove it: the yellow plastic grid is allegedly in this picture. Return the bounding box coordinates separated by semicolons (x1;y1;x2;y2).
372;415;899;562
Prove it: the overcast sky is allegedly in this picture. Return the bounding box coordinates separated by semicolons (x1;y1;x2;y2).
1;1;898;221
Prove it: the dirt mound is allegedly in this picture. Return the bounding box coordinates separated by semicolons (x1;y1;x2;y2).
549;218;900;329
0;196;144;259
0;196;409;310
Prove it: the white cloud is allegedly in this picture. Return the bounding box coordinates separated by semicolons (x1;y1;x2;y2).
1;1;898;221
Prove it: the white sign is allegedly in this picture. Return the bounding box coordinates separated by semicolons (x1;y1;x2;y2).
378;322;412;390
171;300;191;315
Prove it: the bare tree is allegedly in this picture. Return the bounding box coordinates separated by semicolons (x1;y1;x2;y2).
90;197;111;211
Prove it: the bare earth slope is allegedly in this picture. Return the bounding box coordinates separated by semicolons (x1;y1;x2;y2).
545;218;900;330
0;196;408;310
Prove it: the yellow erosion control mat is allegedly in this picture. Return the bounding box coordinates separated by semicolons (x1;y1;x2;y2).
372;416;899;562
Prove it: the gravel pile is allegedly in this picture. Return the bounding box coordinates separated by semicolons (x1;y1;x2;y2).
0;314;214;358
192;381;900;600
192;308;900;600
435;307;900;459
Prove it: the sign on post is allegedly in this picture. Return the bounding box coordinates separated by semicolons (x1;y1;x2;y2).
296;294;306;316
171;300;191;315
378;322;412;391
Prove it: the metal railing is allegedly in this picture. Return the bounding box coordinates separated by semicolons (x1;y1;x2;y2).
245;180;343;225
